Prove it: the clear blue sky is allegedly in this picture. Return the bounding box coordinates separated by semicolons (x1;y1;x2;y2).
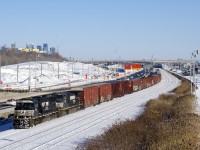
0;0;200;60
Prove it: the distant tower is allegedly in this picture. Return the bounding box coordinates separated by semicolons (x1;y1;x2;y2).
43;43;48;53
37;45;42;51
50;47;56;54
11;43;16;49
26;43;34;50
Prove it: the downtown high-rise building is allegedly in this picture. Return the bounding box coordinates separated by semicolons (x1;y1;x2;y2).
26;43;34;49
11;43;16;49
50;47;56;54
43;43;48;53
37;45;42;51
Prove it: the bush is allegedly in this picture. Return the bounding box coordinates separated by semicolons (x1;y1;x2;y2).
0;49;68;66
76;78;200;150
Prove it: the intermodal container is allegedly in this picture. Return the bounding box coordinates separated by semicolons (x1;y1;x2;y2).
124;64;131;70
132;64;141;70
131;64;138;68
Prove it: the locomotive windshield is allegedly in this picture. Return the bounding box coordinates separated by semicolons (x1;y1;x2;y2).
57;95;63;98
15;102;35;110
56;94;66;102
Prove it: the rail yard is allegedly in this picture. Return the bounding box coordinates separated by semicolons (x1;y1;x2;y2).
0;69;180;149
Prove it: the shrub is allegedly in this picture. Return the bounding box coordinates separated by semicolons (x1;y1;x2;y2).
76;77;200;150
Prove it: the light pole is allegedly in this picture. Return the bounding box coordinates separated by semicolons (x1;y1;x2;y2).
190;56;193;94
0;54;1;82
68;63;70;80
82;62;84;77
28;64;31;92
90;64;92;83
17;64;19;82
72;62;74;78
191;50;199;99
87;64;89;82
58;62;60;79
41;63;43;75
35;54;38;89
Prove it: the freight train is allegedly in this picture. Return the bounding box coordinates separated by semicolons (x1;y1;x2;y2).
13;71;161;129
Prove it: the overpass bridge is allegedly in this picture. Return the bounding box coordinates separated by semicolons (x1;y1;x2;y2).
79;59;191;65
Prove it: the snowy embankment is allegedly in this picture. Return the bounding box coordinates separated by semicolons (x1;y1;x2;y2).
0;61;136;91
162;64;200;114
194;75;200;115
180;75;200;115
0;69;180;150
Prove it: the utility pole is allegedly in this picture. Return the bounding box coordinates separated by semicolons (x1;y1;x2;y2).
72;63;74;78
17;64;19;82
87;64;89;82
91;64;92;83
191;50;199;99
58;62;59;79
0;54;1;82
193;54;196;98
190;55;193;94
68;63;69;80
28;64;31;92
82;62;84;77
41;63;43;75
35;54;38;89
151;54;154;67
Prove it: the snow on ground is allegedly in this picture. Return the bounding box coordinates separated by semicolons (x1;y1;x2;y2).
0;61;138;91
181;75;200;115
0;69;180;150
163;64;200;114
194;75;200;115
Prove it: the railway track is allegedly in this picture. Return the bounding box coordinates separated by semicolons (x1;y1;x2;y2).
0;105;14;110
0;70;180;149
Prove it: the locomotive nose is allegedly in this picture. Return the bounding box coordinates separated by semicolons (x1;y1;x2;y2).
20;110;25;114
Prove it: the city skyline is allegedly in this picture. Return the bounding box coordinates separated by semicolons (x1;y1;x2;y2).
0;0;200;60
1;42;55;52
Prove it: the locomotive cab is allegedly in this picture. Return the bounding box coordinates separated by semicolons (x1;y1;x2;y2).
14;98;39;129
39;94;57;115
14;99;38;118
67;91;84;107
67;93;77;106
55;92;68;109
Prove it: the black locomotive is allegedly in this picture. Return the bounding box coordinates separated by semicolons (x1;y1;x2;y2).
14;91;83;129
13;69;161;129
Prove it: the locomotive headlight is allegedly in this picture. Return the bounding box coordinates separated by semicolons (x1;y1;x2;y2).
20;110;25;114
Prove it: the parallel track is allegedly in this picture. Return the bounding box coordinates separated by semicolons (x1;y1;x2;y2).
0;70;180;149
